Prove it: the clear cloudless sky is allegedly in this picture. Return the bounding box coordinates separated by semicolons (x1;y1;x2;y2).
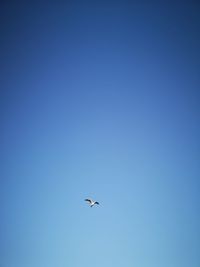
1;1;200;267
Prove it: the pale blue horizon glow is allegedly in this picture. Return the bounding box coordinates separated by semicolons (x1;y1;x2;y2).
1;1;200;267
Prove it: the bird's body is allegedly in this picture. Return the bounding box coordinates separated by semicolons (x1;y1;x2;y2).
85;198;99;207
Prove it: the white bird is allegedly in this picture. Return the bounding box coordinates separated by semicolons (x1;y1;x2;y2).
85;198;99;207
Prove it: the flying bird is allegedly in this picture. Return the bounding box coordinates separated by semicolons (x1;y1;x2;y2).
85;198;99;207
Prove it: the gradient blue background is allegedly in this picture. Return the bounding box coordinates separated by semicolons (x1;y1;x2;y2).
1;1;200;266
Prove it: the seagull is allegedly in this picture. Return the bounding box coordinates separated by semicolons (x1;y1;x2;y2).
85;198;99;207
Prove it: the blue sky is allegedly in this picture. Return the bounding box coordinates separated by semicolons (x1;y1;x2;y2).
1;1;200;267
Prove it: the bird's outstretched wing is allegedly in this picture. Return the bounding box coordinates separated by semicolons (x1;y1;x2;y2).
94;201;99;205
85;199;92;204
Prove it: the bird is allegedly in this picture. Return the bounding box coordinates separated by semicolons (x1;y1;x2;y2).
85;198;99;207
